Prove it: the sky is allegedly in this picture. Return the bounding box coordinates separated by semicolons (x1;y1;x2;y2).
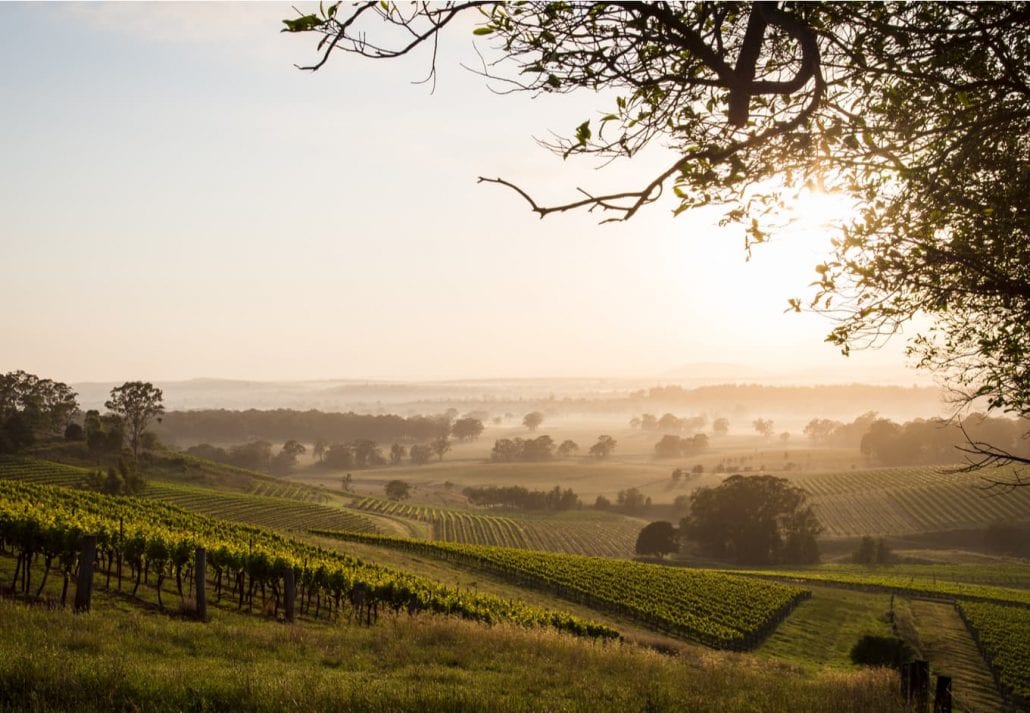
0;2;930;385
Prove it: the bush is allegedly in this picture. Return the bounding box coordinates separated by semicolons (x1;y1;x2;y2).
849;635;914;669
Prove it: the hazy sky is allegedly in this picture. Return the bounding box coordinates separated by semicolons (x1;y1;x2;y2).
0;3;929;385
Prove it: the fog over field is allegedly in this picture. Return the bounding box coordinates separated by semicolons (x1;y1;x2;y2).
2;3;1028;712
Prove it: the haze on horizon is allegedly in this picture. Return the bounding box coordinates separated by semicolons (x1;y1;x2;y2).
1;3;927;387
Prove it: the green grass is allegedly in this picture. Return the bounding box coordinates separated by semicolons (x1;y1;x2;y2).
756;586;895;670
0;596;908;713
907;599;1005;713
958;601;1030;706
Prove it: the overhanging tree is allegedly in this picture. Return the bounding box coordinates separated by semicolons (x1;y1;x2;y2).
285;2;1030;481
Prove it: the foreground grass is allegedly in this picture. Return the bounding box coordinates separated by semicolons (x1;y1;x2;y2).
0;598;907;713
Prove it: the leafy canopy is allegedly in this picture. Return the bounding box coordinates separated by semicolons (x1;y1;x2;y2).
286;2;1030;472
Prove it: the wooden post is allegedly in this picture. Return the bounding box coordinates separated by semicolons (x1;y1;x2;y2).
933;675;952;713
194;548;207;622
900;662;912;701
284;568;296;624
913;660;930;712
74;535;96;613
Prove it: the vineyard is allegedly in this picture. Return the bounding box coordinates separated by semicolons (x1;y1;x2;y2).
314;530;809;650
0;455;91;486
957;601;1030;707
349;496;642;557
734;567;1030;606
790;466;1030;538
144;481;379;534
0;480;618;640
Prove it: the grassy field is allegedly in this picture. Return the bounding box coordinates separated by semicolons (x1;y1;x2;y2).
756;586;894;670
0;595;907;713
907;599;1005;713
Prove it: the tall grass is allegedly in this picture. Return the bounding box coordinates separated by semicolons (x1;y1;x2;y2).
0;598;907;712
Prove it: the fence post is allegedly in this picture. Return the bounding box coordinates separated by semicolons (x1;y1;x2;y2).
284;568;296;624
74;535;96;613
933;675;952;713
194;548;207;621
913;660;930;712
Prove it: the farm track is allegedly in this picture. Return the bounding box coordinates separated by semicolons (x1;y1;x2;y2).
908;599;1005;713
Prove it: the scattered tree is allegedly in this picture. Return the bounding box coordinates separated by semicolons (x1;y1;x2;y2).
451;417;485;441
682;475;822;565
712;418;730;437
615;487;647;515
312;438;327;463
635;521;679;558
752;418;775;440
384;479;411;501
852;536;893;565
588;435;617;459
105;381;164;461
409;444;433;465
389;443;407;465
556;439;579;458
431;436;451;462
522;411;544;432
271;439;306;475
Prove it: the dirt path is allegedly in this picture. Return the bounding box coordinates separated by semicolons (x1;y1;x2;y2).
908;598;1004;713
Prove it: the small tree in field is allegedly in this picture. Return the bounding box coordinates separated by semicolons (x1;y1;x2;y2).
105;381;164;461
635;521;679;558
384;479;410;501
522;411;544;431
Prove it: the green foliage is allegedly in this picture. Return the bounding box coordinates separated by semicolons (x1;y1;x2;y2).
0;371;79;453
289;3;1030;443
958;601;1030;705
851;537;892;565
315;530;809;650
849;635;914;670
0;480;616;639
384;479;410;501
105;382;164;461
521;411;544;431
635;521;679;558
682;475;821;565
588;434;616;458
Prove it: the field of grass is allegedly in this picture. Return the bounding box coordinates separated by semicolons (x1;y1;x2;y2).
349;495;645;556
0;595;908;713
756;586;895;670
907;599;1005;713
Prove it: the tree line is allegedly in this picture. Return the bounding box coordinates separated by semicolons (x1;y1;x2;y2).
490;435;615;462
635;475;822;566
155;409;453;446
463;485;580;511
805;412;1030;466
